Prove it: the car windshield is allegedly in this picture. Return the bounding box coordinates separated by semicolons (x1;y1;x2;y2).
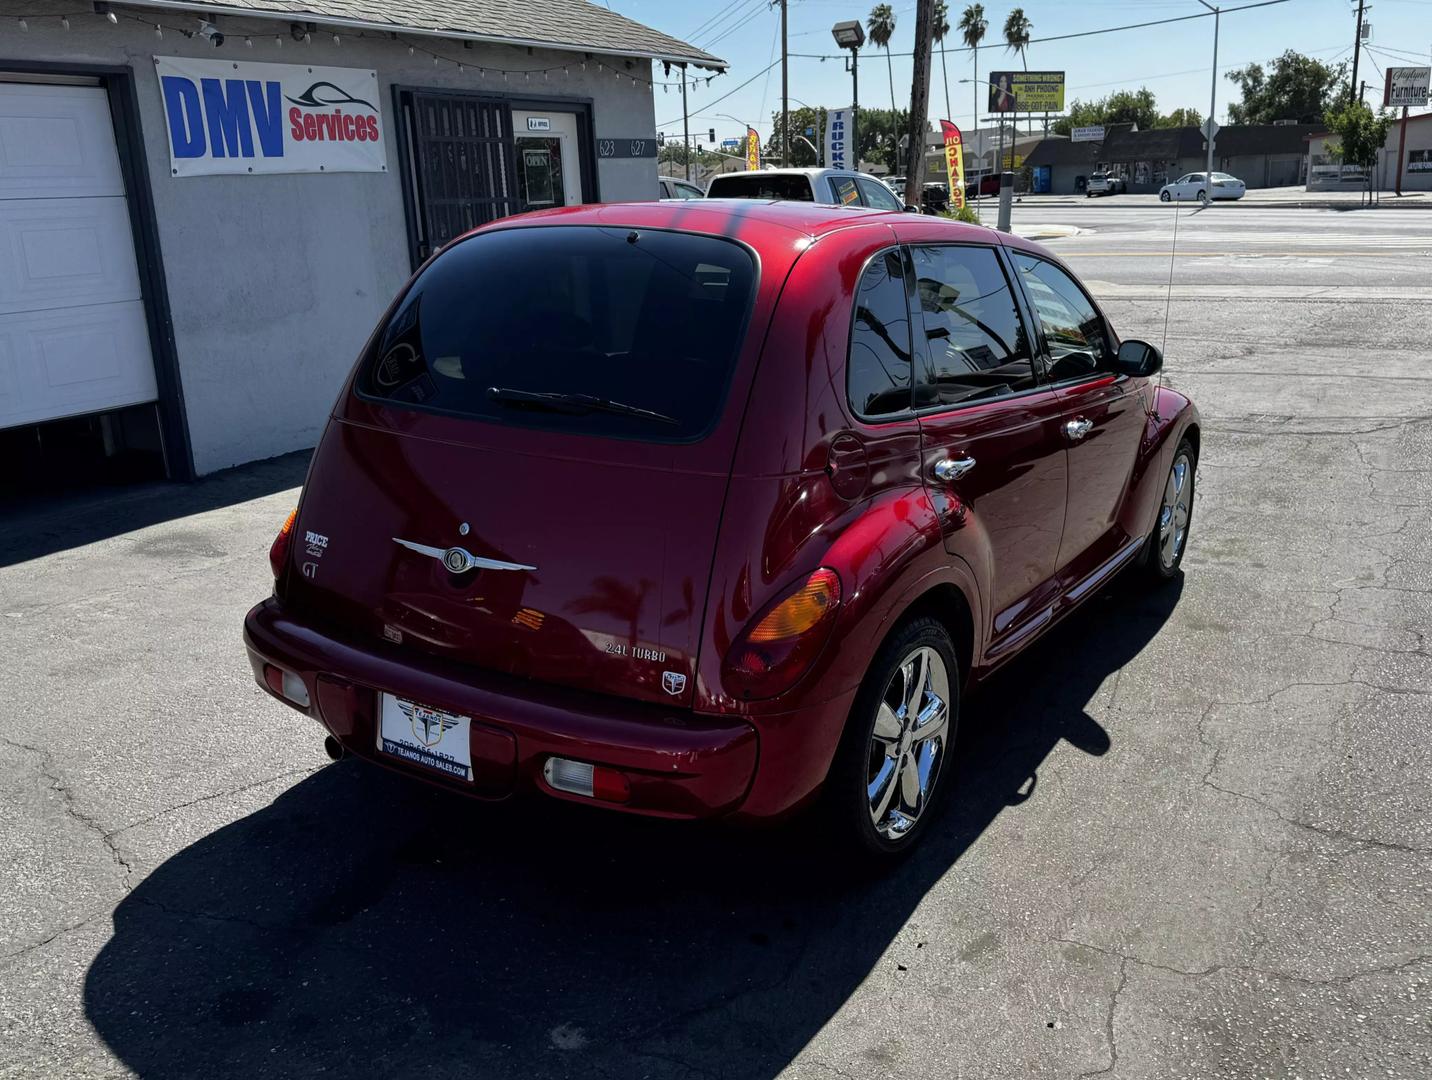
358;226;757;442
706;174;815;200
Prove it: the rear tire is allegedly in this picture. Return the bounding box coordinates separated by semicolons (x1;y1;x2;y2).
824;617;959;859
1143;438;1196;581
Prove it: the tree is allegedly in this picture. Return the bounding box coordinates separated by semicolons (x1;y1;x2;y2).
1157;106;1202;129
867;5;899;169
958;4;987;136
853;107;909;170
764;105;824;166
1002;8;1031;138
1323;98;1394;197
1051;88;1159;136
933;1;951;123
1227;50;1346;124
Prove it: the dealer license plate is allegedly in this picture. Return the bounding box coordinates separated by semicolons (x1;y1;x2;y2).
377;694;473;781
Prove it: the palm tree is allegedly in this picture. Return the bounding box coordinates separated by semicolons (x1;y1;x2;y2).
933;1;951;124
867;4;897;169
1002;8;1032;141
958;5;987;158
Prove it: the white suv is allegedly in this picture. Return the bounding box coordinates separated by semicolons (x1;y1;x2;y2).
706;168;915;212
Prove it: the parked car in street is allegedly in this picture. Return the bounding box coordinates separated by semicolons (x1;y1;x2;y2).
707;167;914;212
965;172;1001;198
885;175;908;193
1085;172;1127;197
245;200;1200;857
1160;171;1246;202
921;182;951;215
659;176;705;200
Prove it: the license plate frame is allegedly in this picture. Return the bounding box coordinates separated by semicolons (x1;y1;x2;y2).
376;693;473;782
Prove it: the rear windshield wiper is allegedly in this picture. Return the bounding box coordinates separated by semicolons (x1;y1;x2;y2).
487;387;679;425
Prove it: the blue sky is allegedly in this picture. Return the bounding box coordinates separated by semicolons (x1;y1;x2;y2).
607;0;1432;143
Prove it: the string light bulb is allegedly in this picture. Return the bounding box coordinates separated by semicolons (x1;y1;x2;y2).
332;33;339;45
17;17;26;30
105;11;117;24
245;36;252;47
274;35;281;47
408;45;414;55
60;15;69;29
154;24;161;39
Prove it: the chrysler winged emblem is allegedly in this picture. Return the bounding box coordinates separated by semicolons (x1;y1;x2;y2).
392;537;535;574
662;671;687;696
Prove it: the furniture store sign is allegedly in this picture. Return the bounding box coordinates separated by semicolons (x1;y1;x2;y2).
156;57;386;176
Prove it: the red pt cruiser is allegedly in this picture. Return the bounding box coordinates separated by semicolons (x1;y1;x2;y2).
245;200;1199;856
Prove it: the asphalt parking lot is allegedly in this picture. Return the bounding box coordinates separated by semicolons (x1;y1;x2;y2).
1;202;1428;1079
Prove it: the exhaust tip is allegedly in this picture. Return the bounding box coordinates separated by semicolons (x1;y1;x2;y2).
323;735;346;762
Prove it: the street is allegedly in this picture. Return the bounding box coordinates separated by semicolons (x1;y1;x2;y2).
2;202;1429;1079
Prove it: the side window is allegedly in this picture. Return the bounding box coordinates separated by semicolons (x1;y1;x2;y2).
830;175;862;206
908;245;1036;407
847;249;913;418
1011;252;1113;382
857;176;903;211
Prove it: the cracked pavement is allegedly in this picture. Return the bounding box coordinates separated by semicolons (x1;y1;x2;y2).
0;204;1428;1078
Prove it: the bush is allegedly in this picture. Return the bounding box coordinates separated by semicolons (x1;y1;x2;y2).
944;203;982;225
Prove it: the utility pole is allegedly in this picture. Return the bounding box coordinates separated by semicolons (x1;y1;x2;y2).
779;0;789;166
680;65;691;181
1197;1;1219;184
903;0;937;210
1350;0;1366;103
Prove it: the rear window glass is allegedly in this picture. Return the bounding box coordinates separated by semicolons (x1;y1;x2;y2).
707;174;814;200
358;226;756;442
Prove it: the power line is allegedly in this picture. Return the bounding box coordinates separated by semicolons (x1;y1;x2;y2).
691;0;766;47
656;58;781;128
788;0;1291;60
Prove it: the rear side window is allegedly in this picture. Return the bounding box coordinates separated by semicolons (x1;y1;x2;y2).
830;175;861;206
707;174;814;200
359;226;756;442
910;245;1036;406
847;250;913;418
856;176;903;211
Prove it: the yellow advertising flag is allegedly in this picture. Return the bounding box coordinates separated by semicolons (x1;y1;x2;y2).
940;121;966;211
746;127;760;172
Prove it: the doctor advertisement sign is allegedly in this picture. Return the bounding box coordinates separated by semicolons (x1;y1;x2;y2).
156;57;387;176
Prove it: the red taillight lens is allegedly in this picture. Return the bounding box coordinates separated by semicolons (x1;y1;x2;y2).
722;568;842;700
269;508;297;578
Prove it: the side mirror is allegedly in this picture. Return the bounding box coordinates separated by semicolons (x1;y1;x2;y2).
903;204;922;213
1114;339;1163;378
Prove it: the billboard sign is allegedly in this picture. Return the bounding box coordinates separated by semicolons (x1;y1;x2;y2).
1070;125;1105;143
156;56;386;176
824;106;854;170
1384;66;1431;108
988;71;1065;113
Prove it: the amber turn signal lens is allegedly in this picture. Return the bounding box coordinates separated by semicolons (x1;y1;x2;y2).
269;507;297;578
745;568;841;643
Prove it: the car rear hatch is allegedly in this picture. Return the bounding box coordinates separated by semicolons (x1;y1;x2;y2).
281;222;763;709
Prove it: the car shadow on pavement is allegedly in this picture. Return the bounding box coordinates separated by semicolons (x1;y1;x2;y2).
83;573;1182;1080
0;450;310;568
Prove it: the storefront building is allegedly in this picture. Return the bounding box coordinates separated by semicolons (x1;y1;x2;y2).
1307;113;1432;192
0;0;721;488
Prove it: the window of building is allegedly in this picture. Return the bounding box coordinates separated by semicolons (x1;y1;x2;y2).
909;245;1036;407
847;249;913;418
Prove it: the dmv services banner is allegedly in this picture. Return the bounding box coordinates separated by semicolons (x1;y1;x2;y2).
156;57;387;176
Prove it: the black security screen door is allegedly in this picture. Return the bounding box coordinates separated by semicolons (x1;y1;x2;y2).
399;90;520;263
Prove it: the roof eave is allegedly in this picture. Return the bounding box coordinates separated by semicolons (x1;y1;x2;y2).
119;0;728;70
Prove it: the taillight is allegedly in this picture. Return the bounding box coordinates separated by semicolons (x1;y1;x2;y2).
269;508;297;578
722;568;842;700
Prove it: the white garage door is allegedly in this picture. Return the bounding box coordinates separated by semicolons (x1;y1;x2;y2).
0;82;157;430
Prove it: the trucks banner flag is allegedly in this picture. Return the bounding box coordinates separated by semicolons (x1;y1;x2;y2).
824;106;854;171
987;71;1065;114
156;56;387;177
940;121;966;211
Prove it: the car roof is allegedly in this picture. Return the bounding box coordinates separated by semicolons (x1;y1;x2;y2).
710;167;868;180
467;199;997;247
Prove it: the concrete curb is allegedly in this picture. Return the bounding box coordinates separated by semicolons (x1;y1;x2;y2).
1012;224;1082;241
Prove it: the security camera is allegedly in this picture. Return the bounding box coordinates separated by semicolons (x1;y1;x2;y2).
196;20;224;46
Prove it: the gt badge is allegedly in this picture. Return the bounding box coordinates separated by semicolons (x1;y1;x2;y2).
662;671;687;696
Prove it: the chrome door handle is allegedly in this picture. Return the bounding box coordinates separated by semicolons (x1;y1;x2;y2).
1063;418;1094;441
933;456;976;482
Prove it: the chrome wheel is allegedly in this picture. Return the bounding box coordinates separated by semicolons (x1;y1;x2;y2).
1158;452;1192;569
866;645;950;840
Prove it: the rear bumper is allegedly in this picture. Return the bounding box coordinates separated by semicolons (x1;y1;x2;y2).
243;598;759;819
